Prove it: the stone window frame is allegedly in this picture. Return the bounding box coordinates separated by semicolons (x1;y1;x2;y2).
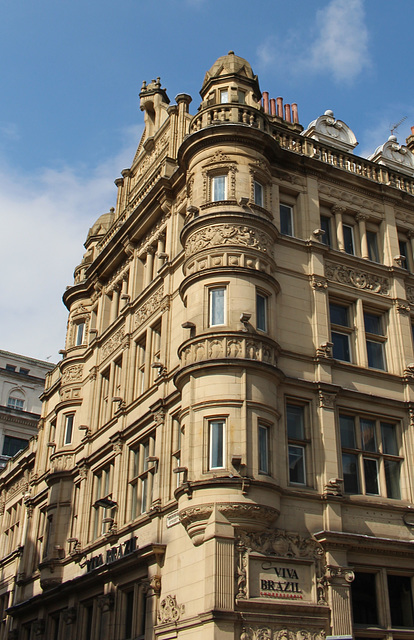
202;163;237;204
203;414;229;473
249;163;272;212
128;432;156;519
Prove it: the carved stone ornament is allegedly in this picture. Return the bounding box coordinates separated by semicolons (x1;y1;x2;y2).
403;364;414;380
237;529;324;562
407;286;414;306
368;135;414;176
315;342;333;359
32;620;45;636
61;364;83;384
323;477;343;497
157;594;185;624
63;607;77;625
179;333;279;369
325;261;390;295
302;110;358;153
97;593;115;612
101;325;125;360
185;224;273;258
324;564;355;585
318;390;335;409
311;276;328;289
396;299;411;315
240;628;326;640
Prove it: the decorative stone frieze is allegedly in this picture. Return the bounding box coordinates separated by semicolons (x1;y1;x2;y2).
237;529;324;562
61;364;83;384
134;287;168;328
158;594;184;623
101;325;125;360
325;261;390;295
239;627;327;640
178;333;279;369
185;223;274;258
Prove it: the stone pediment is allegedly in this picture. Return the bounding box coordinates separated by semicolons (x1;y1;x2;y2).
302;110;358;153
368;135;414;176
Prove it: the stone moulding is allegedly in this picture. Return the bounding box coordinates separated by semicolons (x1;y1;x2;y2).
101;325;125;360
325;261;390;295
179;503;280;546
178;332;280;369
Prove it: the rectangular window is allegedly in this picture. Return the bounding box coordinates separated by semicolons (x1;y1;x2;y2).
209;287;226;326
238;90;246;104
209;419;225;469
388;574;414;627
2;435;28;457
254;181;263;207
211;175;227;201
286;404;307;485
7;396;24;410
219;89;229;104
171;416;182;492
135;337;146;396
329;302;352;362
258;424;269;474
75;322;85;346
364;311;386;370
256;292;267;332
280;204;293;236
399;239;410;270
367;230;380;262
92;464;114;539
351;572;379;624
339;413;402;498
343;224;355;254
64;414;74;445
129;437;155;519
320;215;332;247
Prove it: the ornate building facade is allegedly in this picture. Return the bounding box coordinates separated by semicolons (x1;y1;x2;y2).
2;52;414;639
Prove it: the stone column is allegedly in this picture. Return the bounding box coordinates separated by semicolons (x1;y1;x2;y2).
156;234;166;271
144;247;155;288
110;286;120;325
333;205;346;252
325;565;355;636
356;213;369;259
97;591;115;640
203;506;235;611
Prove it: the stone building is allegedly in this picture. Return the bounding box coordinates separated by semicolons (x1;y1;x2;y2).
0;351;53;468
2;52;414;640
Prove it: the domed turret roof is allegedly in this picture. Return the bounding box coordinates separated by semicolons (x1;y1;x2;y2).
201;51;260;98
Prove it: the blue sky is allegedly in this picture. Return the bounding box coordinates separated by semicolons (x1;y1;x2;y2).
1;0;413;361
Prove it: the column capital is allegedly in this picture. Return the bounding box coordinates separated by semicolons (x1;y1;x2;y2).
332;204;346;215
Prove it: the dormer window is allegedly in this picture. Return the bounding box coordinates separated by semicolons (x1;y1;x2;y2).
220;89;229;104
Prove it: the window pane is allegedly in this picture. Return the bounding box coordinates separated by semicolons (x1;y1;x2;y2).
331;331;351;361
212;175;226;201
254;181;263;207
364;313;382;335
330;303;349;327
210;421;224;469
258;425;269;473
288;445;305;484
343;224;354;254
286;404;304;440
385;460;401;499
381;422;398;455
76;322;85;345
256;293;267;331
366;340;385;370
125;590;134;639
280;204;293;236
340;415;356;448
320;215;331;246
387;574;414;627
367;231;379;262
220;89;228;104
64;415;74;445
360;418;376;452
342;452;360;493
363;458;379;494
210;288;225;326
351;572;378;624
399;240;409;269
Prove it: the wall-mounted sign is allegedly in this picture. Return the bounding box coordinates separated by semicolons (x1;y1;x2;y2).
85;537;138;573
249;556;313;602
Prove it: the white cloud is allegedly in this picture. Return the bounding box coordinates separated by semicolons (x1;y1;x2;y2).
0;124;142;362
256;0;370;84
309;0;370;82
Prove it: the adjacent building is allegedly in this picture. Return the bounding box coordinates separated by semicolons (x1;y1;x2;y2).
2;53;414;640
0;351;53;468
